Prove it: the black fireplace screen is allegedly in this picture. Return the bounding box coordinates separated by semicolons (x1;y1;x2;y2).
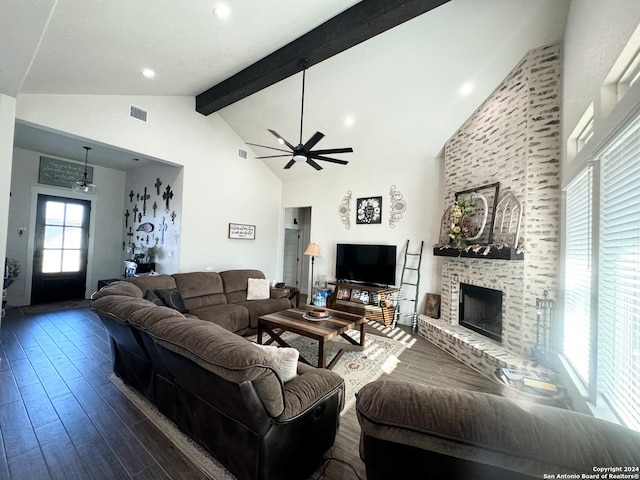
459;283;503;342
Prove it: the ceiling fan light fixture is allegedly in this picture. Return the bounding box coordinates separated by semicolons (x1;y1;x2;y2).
72;146;97;194
293;154;306;162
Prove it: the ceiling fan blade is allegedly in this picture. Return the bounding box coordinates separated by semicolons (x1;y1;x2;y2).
310;154;349;165
302;131;325;151
309;147;353;155
306;158;323;170
246;142;292;154
268;129;296;151
284;159;297;169
255;154;294;159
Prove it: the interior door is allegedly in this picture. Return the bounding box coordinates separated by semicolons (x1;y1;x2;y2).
283;228;301;287
31;194;91;304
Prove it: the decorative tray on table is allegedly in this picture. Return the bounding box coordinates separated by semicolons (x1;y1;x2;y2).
302;309;331;321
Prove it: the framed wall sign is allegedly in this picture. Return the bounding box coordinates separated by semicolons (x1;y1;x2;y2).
39;156;94;188
228;223;256;239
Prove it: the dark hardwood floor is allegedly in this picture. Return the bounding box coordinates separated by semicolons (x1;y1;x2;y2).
0;304;501;480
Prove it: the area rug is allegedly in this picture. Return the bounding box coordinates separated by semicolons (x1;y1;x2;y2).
271;322;411;412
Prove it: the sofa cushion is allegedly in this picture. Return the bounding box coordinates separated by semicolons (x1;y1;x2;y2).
145;316;286;417
247;278;271;300
91;295;156;324
127;274;177;292
92;280;143;300
236;297;293;329
154;288;188;314
173;272;227;310
187;303;250;334
220;269;265;303
253;344;298;383
128;304;188;331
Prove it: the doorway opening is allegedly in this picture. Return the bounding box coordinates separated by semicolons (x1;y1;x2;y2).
282;207;311;297
31;194;91;304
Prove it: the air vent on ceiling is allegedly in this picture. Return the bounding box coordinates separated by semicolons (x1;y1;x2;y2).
238;148;248;159
129;105;148;122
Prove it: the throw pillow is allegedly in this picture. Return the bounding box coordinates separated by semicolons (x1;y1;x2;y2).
154;288;188;314
143;289;164;306
246;278;270;300
254;344;299;383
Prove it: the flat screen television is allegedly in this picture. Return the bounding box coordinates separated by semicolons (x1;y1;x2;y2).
335;243;397;287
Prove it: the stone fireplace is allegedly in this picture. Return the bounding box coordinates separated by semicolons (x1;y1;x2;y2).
418;42;561;379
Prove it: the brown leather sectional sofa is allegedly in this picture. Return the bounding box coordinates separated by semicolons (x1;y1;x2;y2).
356;379;640;479
91;270;345;480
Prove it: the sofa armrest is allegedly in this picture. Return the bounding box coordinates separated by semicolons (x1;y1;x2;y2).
278;363;344;421
356;379;640;477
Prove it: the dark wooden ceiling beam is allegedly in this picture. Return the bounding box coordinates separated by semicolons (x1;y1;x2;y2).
195;0;449;115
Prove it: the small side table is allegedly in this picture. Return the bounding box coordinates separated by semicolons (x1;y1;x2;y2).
286;286;300;307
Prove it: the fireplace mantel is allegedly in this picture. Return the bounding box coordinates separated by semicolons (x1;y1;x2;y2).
433;246;524;260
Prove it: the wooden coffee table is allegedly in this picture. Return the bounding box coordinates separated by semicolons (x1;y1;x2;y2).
257;306;366;369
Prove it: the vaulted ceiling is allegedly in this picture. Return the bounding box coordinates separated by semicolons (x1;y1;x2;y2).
2;0;570;179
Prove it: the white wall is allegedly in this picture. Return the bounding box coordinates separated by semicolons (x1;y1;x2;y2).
282;155;442;324
15;94;284;279
6;148;125;305
0;95;16;274
562;0;640;164
124;162;182;274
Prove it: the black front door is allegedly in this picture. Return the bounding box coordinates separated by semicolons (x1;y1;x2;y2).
31;194;91;304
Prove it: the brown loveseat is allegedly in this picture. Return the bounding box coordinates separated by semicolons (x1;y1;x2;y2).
91;270;345;480
356;379;640;480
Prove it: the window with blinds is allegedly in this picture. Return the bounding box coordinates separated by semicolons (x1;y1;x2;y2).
599;117;640;430
563;167;593;386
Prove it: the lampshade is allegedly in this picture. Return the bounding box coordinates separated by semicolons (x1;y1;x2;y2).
304;243;320;257
72;146;97;193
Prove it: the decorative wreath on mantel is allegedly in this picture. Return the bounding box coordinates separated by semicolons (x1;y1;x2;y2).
435;188;525;255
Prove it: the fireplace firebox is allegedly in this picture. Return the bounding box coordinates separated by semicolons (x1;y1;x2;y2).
459;283;503;342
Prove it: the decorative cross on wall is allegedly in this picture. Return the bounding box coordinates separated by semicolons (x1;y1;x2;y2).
126;226;133;238
129;190;134;202
132;204;139;222
155;177;162;195
159;217;168;244
141;187;150;216
124;209;130;228
170;211;176;224
163;185;173;212
138;212;142;223
136;193;140;201
153;201;157;218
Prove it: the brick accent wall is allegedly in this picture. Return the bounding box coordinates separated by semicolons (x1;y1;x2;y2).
438;43;561;358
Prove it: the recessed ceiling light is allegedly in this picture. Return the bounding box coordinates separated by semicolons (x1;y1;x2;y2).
344;114;355;127
142;68;155;79
459;81;474;96
213;4;231;19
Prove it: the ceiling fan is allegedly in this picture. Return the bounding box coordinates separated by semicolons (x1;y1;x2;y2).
247;59;353;170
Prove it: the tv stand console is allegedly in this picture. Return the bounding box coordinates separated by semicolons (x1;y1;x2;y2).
328;282;398;327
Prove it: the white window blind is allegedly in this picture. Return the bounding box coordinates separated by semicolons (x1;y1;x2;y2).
599;117;640;430
563;167;593;385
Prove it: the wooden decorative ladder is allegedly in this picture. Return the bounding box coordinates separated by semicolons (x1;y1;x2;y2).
392;240;424;333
